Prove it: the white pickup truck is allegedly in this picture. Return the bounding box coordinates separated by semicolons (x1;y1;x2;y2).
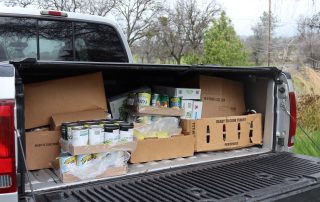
1;7;320;202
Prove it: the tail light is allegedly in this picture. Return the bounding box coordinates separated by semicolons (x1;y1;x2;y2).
0;100;16;193
288;92;296;147
40;10;68;17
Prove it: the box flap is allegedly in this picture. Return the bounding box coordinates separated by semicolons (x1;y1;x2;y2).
50;109;107;131
25;72;107;129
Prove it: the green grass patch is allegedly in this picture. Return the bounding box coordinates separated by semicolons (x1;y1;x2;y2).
294;130;320;157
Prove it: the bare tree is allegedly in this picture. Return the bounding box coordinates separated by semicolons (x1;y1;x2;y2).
179;0;220;54
113;0;162;46
3;0;35;7
3;0;116;15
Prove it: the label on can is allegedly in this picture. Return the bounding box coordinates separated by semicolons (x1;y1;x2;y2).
88;126;104;145
119;130;133;143
104;129;120;144
71;128;89;146
169;96;182;109
151;93;161;107
76;154;93;167
160;95;169;108
138;92;151;106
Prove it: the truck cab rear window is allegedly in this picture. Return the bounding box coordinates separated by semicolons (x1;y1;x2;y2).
0;16;128;62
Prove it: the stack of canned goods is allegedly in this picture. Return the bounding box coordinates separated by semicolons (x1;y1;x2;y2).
127;91;183;109
61;119;134;146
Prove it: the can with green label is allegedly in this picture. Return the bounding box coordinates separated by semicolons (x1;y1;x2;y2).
160;95;169;108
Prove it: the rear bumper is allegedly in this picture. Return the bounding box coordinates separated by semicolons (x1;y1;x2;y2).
0;192;18;202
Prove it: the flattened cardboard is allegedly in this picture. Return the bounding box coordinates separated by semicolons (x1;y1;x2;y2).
60;138;137;155
26;130;60;170
184;75;246;117
25;72;107;129
50;109;107;131
181;114;262;152
130;134;194;163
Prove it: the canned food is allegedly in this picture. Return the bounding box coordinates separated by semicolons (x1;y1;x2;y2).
88;125;104;145
76;154;93;167
66;122;82;141
119;123;134;143
160;95;169;108
71;127;89;146
169;96;182;109
61;122;72;140
104;124;120;144
151;93;161;107
137;92;151;106
59;154;76;173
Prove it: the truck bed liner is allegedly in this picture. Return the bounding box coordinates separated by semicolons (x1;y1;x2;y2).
30;152;320;202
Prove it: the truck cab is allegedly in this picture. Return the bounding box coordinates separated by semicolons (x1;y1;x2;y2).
1;7;320;202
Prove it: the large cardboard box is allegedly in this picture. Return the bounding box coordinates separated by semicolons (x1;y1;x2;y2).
181;114;262;152
50;109;107;131
26;130;60;170
25;72;107;129
185;75;246;117
130;134;194;163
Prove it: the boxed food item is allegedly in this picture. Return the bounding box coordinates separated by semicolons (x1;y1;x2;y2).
25;72;107;129
181;100;203;120
183;75;246;117
181;114;262;152
26;130;60;170
154;86;201;100
130;134;194;163
50;109;107;131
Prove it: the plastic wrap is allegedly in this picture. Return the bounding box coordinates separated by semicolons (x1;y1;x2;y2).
67;151;130;180
134;117;182;139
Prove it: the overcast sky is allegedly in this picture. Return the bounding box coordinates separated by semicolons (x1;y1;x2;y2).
217;0;320;37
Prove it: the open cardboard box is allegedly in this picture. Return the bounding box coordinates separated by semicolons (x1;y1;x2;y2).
181;114;263;152
52;160;127;183
130;134;194;163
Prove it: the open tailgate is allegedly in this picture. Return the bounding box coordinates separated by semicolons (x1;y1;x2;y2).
27;152;320;202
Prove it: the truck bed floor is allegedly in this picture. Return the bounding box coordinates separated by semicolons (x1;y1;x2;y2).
26;152;320;202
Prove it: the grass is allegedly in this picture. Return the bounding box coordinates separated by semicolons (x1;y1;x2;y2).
293;94;320;157
294;130;320;157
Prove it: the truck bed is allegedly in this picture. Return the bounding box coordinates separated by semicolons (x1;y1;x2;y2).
23;152;320;202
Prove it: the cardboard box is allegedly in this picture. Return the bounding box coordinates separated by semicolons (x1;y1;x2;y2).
52;160;127;183
154;86;201;100
181;114;262;152
130;134;194;163
181;100;193;119
26;130;60;170
25;72;107;129
126;106;184;117
60;138;137;155
184;75;246;117
50;109;107;131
